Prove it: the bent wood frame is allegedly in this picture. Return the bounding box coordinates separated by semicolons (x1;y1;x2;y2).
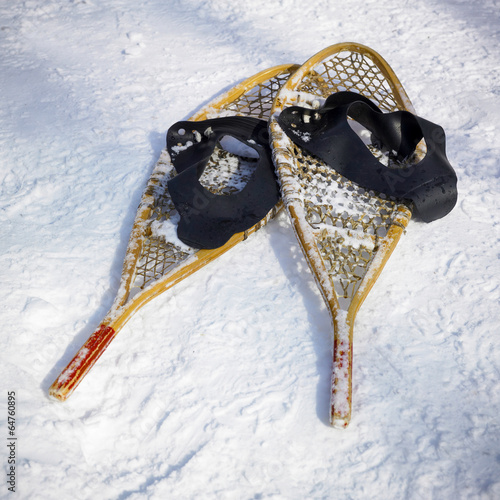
49;64;299;401
270;43;418;427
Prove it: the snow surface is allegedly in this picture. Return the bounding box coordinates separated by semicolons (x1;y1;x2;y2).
1;0;500;498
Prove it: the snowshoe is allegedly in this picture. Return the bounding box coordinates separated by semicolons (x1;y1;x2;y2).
49;63;299;401
269;43;456;428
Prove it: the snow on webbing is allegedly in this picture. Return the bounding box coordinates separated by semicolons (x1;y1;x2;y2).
285;138;406;310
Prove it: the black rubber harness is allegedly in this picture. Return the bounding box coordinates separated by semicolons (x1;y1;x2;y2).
166;117;280;249
278;92;457;222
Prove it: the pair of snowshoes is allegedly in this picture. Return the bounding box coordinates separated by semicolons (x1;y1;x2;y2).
50;43;457;428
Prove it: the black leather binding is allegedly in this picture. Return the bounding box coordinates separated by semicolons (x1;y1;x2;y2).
278;92;457;222
166;117;279;249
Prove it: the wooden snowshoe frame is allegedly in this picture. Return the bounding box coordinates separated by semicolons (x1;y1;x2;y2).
49;63;299;401
269;43;420;428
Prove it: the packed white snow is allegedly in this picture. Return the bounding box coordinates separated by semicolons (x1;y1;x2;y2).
1;0;499;498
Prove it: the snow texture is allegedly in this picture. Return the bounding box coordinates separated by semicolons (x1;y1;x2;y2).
1;0;500;498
